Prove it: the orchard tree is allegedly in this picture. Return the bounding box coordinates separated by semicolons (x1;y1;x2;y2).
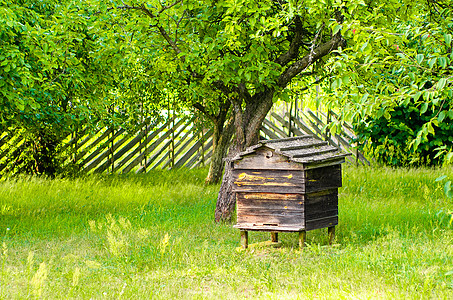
90;0;350;221
0;0;119;175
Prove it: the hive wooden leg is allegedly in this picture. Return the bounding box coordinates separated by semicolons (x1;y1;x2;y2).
328;226;335;245
241;231;248;249
271;232;278;243
298;230;306;249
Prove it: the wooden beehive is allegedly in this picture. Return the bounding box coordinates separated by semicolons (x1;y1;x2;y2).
231;136;350;249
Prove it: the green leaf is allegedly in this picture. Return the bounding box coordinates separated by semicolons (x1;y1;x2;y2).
438;57;447;68
413;91;422;101
438;110;446;123
333;24;342;36
444;34;452;46
427;122;435;135
416;54;424;64
428;58;437;69
420;103;428;114
448;111;453;119
437;78;447;90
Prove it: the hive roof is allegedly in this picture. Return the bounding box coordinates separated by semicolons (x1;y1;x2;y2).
231;135;350;165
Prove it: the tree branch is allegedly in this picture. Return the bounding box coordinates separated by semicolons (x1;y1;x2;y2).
275;16;305;67
193;102;217;124
277;29;345;88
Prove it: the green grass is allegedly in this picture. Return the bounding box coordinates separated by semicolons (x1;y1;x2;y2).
0;166;453;299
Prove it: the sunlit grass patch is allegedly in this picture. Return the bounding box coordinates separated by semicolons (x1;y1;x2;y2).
0;166;452;298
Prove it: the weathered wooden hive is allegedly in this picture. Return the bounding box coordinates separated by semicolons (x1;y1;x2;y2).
231;136;350;249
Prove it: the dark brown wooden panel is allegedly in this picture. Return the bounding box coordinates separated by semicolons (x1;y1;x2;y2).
237;192;304;202
237;207;304;216
238;193;304;211
305;216;338;231
305;189;338;221
304;165;342;193
238;199;304;210
232;169;304;193
233;224;304;232
233;185;304;194
233;148;304;170
305;208;338;220
237;212;303;227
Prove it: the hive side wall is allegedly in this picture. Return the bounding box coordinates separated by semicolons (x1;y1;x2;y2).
236;193;304;227
304;164;342;193
304;189;338;231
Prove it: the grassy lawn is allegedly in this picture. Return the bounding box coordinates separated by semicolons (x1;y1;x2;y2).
0;166;453;299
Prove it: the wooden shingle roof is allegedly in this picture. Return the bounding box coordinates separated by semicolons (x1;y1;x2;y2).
232;135;350;166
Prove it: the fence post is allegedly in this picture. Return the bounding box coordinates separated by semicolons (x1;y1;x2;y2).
110;127;115;173
325;110;331;142
288;100;293;137
200;126;205;166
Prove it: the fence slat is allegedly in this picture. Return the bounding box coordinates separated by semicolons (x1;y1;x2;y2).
1;107;370;175
84;128;126;173
122;117;186;173
78;128;114;165
174;129;213;168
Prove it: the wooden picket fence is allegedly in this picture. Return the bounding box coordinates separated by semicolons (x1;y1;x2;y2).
0;110;368;175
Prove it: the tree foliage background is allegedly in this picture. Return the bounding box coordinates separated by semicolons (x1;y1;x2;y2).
1;0;453;178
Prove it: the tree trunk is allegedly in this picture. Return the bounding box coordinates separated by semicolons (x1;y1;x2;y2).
32;130;60;177
205;116;235;185
214;92;274;222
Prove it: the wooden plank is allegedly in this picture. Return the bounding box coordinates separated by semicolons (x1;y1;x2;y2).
233;185;304;194
113;121;170;172
146;139;173;170
138;117;191;171
84;128;126;173
303;158;345;170
79;128;114;166
0;139;26;173
121;117;185;173
263;118;288;138
288;114;319;136
233;148;304;170
173;129;213;168
93;129;136;173
237;206;304;219
0;133;13;149
328;110;355;132
237;212;303;227
233;169;304;187
161;121;196;169
185;132;213;168
237;192;303;201
60;128;87;153
305;216;338;231
113;124;155;161
334;133;370;165
260;125;280;140
138;119;191;170
305;208;338;220
304;164;342;192
233;224;304;232
188;137;213;169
